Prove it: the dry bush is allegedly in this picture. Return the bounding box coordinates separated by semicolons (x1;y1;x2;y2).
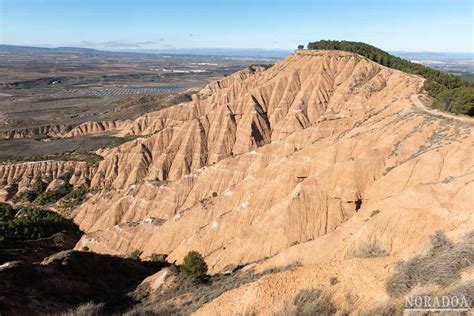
123;305;179;315
61;302;104;316
463;230;474;242
277;288;337;315
361;303;403;316
353;240;387;258
386;231;474;297
429;230;453;254
443;280;474;305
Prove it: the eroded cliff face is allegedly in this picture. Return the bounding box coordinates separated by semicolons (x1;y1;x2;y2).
81;50;423;190
72;50;473;285
0;160;94;194
0;120;131;140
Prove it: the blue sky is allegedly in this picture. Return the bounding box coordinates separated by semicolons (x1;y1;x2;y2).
1;0;472;52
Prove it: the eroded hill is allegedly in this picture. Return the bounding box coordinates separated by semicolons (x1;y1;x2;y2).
0;49;472;314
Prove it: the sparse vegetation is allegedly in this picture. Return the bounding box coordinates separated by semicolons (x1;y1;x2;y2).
113;134;143;146
248;64;273;71
180;251;208;282
22;177;48;202
128;261;295;315
386;231;474;297
58;188;91;211
307;40;474;116
36;182;72;205
277;288;337;315
429;229;453;254
370;209;381;218
82;246;90;251
61;302;105;316
4;183;18;200
129;249;143;260
362;303;403;316
149;253;167;262
353;239;387;258
290;240;300;246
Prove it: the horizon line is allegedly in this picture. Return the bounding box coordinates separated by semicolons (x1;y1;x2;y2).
1;43;473;55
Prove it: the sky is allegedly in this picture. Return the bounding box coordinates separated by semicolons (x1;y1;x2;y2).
0;0;473;53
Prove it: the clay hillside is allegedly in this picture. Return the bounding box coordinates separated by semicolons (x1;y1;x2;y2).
1;49;473;314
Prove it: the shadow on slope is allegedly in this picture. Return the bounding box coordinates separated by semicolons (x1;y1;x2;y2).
0;250;168;315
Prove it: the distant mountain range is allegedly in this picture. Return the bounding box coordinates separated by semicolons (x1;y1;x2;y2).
0;44;290;59
1;44;472;61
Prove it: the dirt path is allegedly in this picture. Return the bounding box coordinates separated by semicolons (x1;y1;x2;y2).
410;94;474;124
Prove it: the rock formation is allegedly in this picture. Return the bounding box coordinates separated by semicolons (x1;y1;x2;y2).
2;50;473;313
0;160;93;193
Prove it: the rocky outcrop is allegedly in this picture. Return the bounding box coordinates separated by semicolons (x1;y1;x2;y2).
0;160;94;194
0;120;131;140
63;120;130;137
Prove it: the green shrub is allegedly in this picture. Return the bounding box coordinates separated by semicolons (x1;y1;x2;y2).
0;204;75;241
4;183;18;200
180;251;208;281
0;203;15;223
290;240;300;246
129;249;143;260
58;188;90;211
17;178;48;203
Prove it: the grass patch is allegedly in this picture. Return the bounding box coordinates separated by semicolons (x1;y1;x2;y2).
11;177;47;203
